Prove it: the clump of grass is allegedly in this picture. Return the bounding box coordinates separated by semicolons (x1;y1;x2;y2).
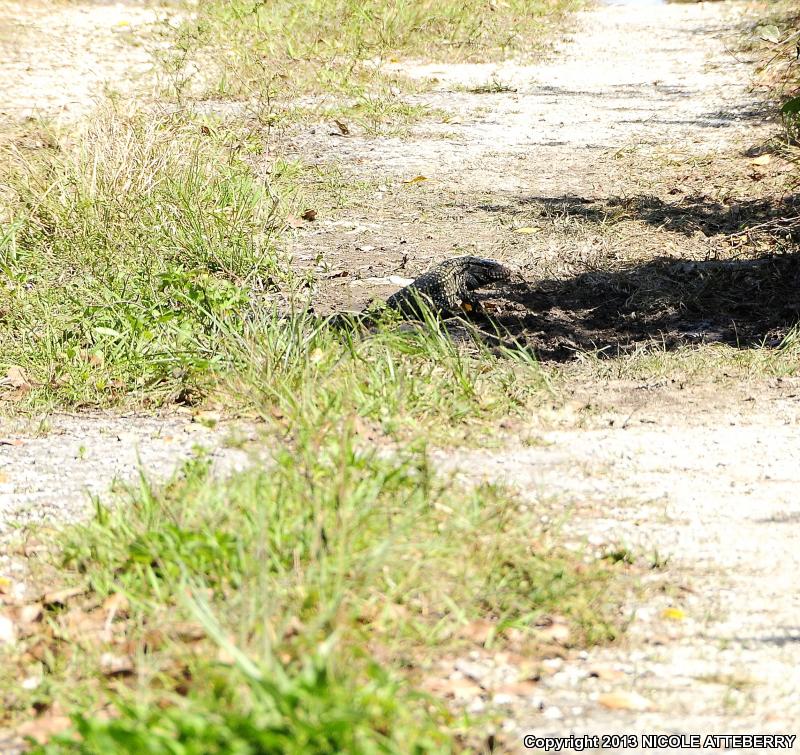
0;109;296;405
226;309;548;439
463;78;518;94
156;0;580;108
38;645;449;754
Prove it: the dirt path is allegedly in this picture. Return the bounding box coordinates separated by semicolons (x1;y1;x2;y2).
436;384;800;748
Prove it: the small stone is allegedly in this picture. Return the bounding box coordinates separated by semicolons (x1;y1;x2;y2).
467;698;486;714
0;614;16;645
492;693;516;706
18;603;43;625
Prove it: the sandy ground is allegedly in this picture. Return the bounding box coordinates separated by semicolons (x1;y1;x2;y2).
436;384;800;750
1;0;800;750
0;414;253;536
0;0;166;125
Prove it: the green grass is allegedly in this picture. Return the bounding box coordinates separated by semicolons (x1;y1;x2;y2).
0;110;288;407
2;432;625;752
156;0;580;107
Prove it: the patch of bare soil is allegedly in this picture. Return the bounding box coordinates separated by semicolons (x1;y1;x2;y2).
282;0;800;745
0;413;254;537
0;0;167;127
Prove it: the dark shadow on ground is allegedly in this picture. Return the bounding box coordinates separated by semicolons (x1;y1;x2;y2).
469;193;800;361
482;192;800;240
720;630;800;648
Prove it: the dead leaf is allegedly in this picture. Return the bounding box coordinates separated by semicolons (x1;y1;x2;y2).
43;586;87;607
458;619;495;645
171;622;206;642
61;607;108;641
100;651;135;677
750;154;772;166
514;227;538;234
402;175;427;184
301;208;317;221
0;366;32;401
26;639;55;664
102;593;129;624
286;215;304;228
16;713;73;745
661;607;686;621
333;119;350;135
22;539;49;557
1;366;31;389
598;691;653;711
142;627;166;650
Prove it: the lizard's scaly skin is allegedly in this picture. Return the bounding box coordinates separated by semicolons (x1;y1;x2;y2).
386;256;513;316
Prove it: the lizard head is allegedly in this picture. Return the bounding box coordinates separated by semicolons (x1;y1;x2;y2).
462;256;517;284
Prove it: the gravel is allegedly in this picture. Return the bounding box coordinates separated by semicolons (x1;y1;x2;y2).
0;414;253;535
